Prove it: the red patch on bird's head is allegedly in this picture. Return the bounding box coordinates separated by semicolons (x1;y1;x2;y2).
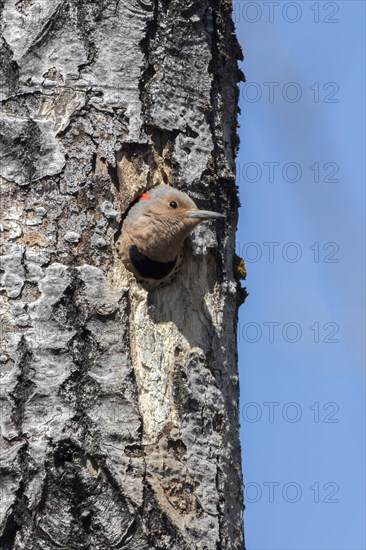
139;193;151;201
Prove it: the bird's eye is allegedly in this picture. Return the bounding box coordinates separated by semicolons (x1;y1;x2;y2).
169;201;178;209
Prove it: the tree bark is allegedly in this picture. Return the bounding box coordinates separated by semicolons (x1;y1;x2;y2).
0;1;245;548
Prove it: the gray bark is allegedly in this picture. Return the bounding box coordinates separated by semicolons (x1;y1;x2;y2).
0;0;245;548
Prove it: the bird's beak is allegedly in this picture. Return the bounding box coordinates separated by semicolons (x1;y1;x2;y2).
185;209;225;220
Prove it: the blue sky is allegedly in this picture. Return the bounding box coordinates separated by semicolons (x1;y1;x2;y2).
234;2;365;549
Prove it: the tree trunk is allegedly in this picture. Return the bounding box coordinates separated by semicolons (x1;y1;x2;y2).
0;1;245;548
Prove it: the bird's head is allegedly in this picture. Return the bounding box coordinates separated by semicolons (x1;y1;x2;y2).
133;185;224;229
119;185;225;264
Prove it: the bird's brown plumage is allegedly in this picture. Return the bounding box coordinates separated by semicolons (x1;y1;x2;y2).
117;185;224;288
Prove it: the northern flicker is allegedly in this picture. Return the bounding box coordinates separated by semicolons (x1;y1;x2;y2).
117;185;225;288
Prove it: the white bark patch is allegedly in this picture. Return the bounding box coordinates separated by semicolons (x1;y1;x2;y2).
0;244;25;298
37;89;87;133
2;0;65;61
0;114;66;185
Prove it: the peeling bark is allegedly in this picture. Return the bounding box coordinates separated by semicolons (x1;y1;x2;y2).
0;0;245;548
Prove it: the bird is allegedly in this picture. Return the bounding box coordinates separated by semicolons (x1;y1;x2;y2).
117;185;225;288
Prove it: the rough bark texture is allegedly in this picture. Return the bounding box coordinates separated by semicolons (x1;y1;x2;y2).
0;1;245;548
